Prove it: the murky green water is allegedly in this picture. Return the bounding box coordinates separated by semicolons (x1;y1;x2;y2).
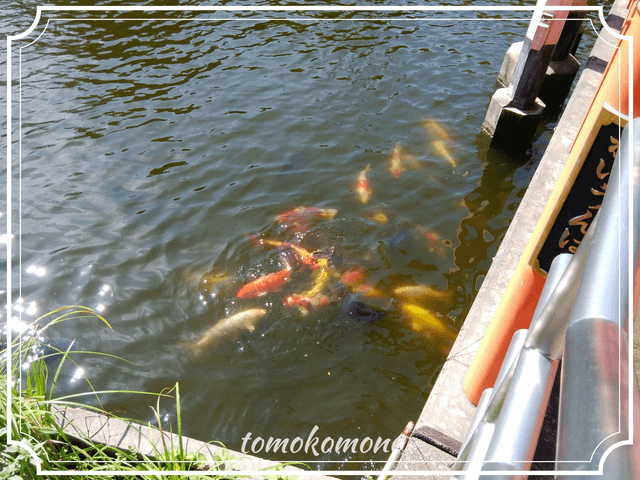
2;1;601;472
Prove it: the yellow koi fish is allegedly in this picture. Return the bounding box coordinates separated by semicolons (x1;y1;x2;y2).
423;119;449;140
401;303;456;340
367;210;389;224
304;259;331;297
432;140;457;168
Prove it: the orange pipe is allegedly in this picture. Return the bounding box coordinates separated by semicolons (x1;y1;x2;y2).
463;264;546;406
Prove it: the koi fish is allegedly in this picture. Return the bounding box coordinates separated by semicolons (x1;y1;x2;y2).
367;210;389;224
423;119;449;140
393;285;453;304
356;164;372;204
390;142;419;178
340;267;366;290
389;228;410;249
184;308;267;359
284;294;332;316
236;268;290;298
341;294;386;323
415;225;448;259
199;270;231;296
390;143;403;177
252;237;319;269
303;259;331;297
432;140;457;168
401;303;456;340
276;206;337;224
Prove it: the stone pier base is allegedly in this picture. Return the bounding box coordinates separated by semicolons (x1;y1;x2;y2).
482;88;545;150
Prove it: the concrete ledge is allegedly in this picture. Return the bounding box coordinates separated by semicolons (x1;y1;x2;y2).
53;406;337;479
399;0;630;472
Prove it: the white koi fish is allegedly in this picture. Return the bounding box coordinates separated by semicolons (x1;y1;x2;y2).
184;308;267;360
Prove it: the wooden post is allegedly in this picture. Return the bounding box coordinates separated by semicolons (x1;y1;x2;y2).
482;0;575;150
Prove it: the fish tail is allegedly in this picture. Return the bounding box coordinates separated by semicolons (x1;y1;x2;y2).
181;340;203;361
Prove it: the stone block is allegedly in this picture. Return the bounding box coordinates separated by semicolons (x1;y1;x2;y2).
482;88;545;150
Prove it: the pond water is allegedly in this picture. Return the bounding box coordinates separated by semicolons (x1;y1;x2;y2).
2;1;600;473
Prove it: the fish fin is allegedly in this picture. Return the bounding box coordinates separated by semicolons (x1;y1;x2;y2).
246;325;256;332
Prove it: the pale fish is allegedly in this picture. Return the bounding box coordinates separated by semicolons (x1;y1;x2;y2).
356;164;372;204
432;140;457;168
390;142;419;177
184;308;267;360
423;119;449;140
401;303;456;340
393;285;453;303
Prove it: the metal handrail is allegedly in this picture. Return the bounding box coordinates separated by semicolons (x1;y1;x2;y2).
453;118;640;479
555;118;640;476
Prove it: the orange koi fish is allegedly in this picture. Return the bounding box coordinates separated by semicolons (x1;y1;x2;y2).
339;267;366;290
423;119;449;140
356;164;372;204
236;268;290;298
432;140;457;168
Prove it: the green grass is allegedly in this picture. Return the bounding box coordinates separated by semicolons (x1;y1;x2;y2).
0;306;304;479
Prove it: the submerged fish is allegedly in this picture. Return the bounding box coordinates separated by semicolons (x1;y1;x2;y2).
276;206;337;224
389;142;419;177
415;225;449;259
401;303;455;340
423;119;449;140
356;164;372;204
341;294;386;323
389;228;410;249
199;271;232;296
432;140;457;168
303;259;331;297
367;210;389;224
393;285;453;304
390;143;403;177
253;237;319;269
284;294;333;317
184;308;268;359
236;268;290;298
339;267;366;290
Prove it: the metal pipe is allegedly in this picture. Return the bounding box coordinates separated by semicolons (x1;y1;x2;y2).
481;347;558;477
523;213;597;358
453;330;527;473
377;421;414;480
556;118;640;477
453;251;574;477
475;254;571;476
